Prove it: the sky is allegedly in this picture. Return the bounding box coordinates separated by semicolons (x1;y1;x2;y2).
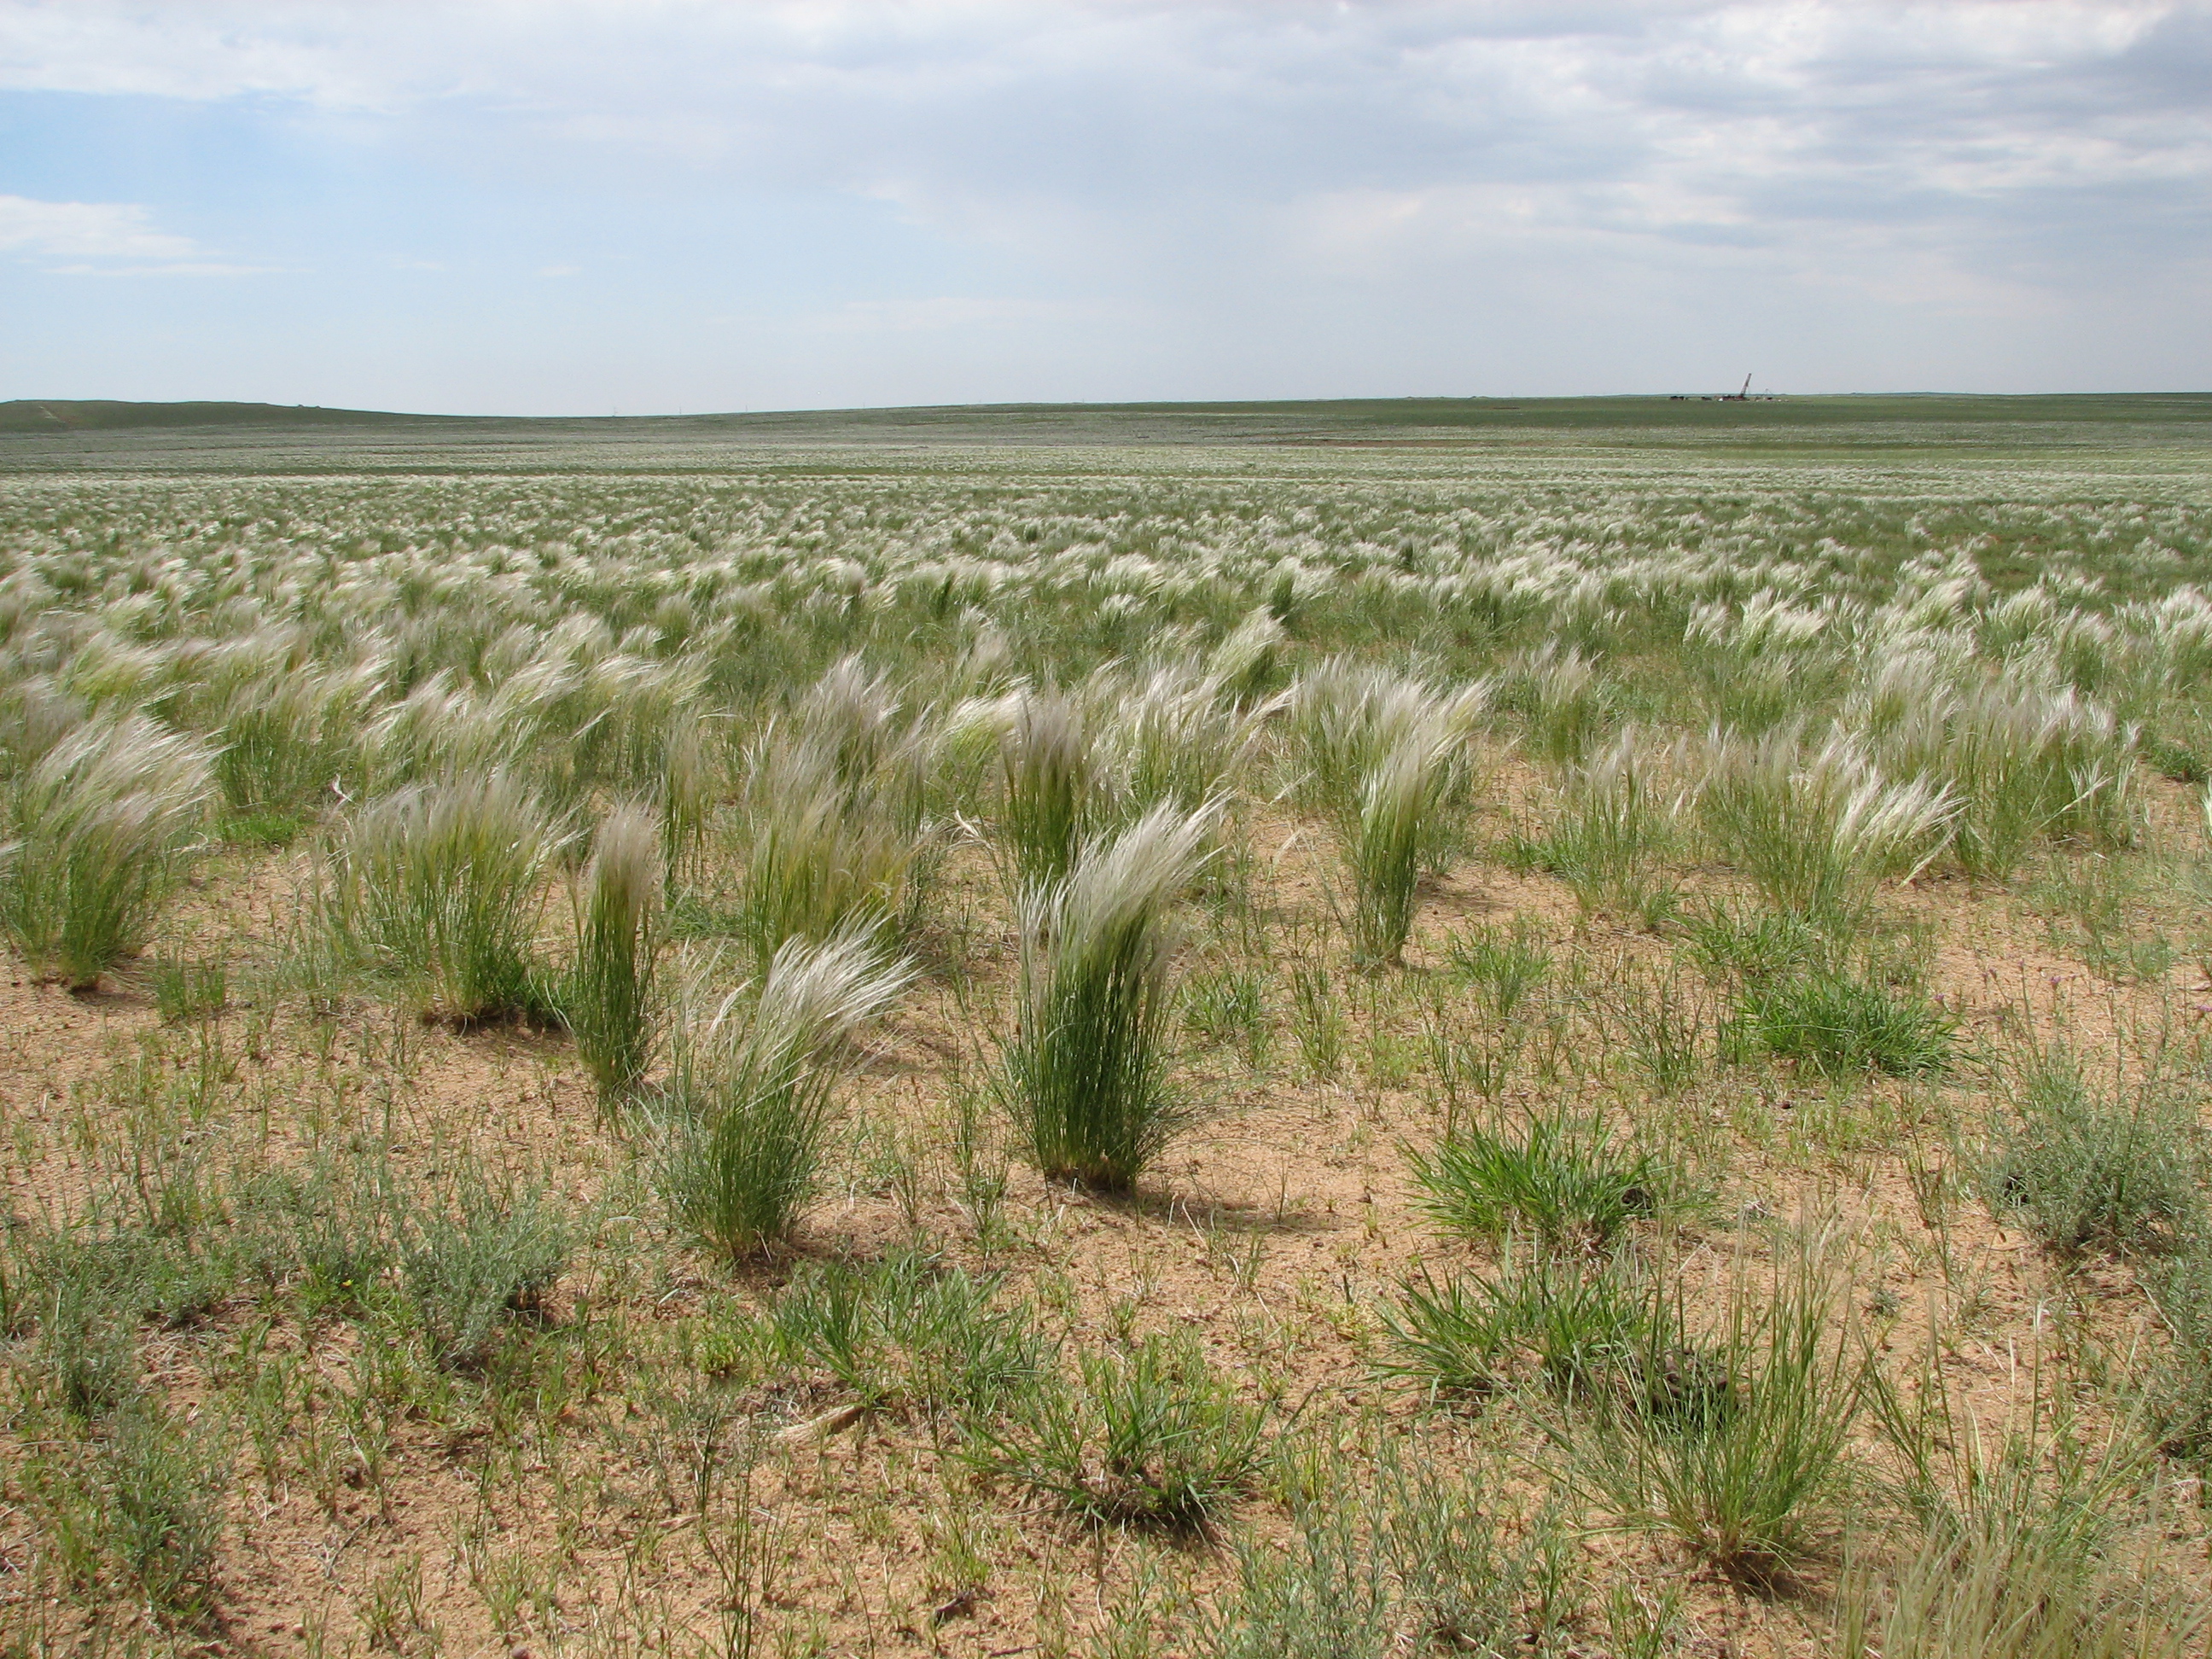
3;0;2209;414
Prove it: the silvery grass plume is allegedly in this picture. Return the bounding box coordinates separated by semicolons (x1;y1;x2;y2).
1505;641;1612;767
1862;660;2136;880
792;655;908;795
563;805;662;1104
330;771;566;1023
0;677;88;781
993;687;1108;895
661;930;913;1257
0;713;215;990
656;711;712;895
1288;663;1487;964
1206;606;1289;706
1534;727;1682;926
1696;726;1959;921
368;674;528;789
210;659;383;822
1346;703;1484;967
1284;661;1489;829
1004;801;1218;1190
737;729;919;969
1093;660;1272;818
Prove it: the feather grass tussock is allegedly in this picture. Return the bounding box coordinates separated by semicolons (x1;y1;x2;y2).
992;687;1105;895
562;804;662;1104
1695;725;1958;921
1003;801;1217;1190
0;713;215;990
328;771;565;1023
1287;663;1487;966
1511;728;1680;927
736;731;922;969
661;931;913;1257
1863;662;2138;879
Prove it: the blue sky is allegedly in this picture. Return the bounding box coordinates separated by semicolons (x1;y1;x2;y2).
3;1;2208;414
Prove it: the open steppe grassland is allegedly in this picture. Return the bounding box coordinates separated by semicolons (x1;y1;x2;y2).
6;417;2212;1657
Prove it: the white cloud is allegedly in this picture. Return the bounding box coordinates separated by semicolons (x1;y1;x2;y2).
0;194;198;260
3;1;2207;397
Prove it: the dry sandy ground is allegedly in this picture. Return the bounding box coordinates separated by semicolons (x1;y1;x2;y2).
4;781;2210;1657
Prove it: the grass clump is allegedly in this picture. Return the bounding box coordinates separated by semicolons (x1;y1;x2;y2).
146;949;227;1023
733;731;923;969
992;688;1105;894
329;771;563;1023
1982;1045;2202;1255
1837;1428;2204;1658
767;1250;1048;1423
1003;802;1214;1190
1730;969;1955;1077
1867;663;2139;880
1408;1106;1677;1249
562;804;662;1102
2146;1243;2212;1465
972;1326;1263;1528
1695;727;1956;922
1196;1450;1575;1656
1561;1257;1867;1588
1509;730;1679;927
0;713;214;990
661;931;912;1257
1443;917;1551;1021
1382;1250;1656;1403
20;1397;230;1623
1287;664;1487;963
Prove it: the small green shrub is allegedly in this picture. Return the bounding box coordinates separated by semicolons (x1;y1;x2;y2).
1731;971;1954;1077
1982;1047;2202;1255
1614;972;1708;1095
1289;958;1346;1080
972;1327;1263;1528
24;1225;237;1416
2026;856;2175;985
1408;1108;1676;1249
399;1175;571;1371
